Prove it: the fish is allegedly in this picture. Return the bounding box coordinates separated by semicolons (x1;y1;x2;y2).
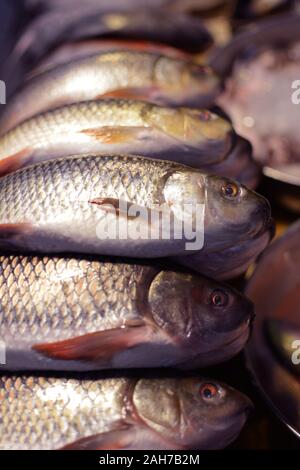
0;154;272;264
0;99;233;174
0;375;253;450
265;318;300;377
0;255;253;371
28;40;192;79
0;50;220;134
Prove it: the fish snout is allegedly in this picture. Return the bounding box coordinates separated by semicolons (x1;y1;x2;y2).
253;195;272;236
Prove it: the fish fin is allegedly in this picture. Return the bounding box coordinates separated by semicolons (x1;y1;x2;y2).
99;87;158;101
32;323;152;362
89;197;141;220
0;148;32;176
81;126;142;144
61;425;133;450
0;223;33;240
60;422;183;450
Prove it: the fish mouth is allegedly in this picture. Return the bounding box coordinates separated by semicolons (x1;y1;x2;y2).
245;194;272;240
221;321;252;352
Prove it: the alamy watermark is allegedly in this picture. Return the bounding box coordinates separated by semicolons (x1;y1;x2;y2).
0;341;6;365
291;80;300;104
94;200;205;251
0;80;6;104
291;339;300;365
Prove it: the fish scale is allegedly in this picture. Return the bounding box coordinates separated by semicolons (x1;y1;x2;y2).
0;256;145;342
0;99;233;176
0;155;173;224
0;375;252;450
0;375;127;450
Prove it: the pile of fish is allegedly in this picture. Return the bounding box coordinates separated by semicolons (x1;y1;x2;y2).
0;0;276;450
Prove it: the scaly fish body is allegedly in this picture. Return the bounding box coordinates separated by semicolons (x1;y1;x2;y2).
0;99;233;173
0;255;253;370
0;154;271;262
0;375;252;450
0;50;220;134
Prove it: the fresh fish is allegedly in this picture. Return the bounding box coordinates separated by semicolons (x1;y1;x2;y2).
0;375;252;450
29;40;192;78
265;318;300;376
0;50;220;134
0;154;271;263
0;99;233;175
0;255;253;371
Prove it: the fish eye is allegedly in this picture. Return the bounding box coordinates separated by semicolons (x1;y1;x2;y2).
199;110;211;122
221;182;240;199
200;383;219;400
209;289;229;308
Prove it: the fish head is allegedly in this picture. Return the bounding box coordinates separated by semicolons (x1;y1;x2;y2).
144;105;233;158
203;175;272;250
163;169;271;251
154;57;220;105
148;271;254;364
132;377;252;449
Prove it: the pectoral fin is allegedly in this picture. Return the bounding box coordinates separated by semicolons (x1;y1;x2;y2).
99;86;159;101
81;126;143;144
61;425;133;450
0;223;33;249
0;148;32;176
89;197;145;221
60;423;182;450
32;324;152;362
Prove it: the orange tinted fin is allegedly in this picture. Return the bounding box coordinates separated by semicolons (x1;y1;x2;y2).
99;87;159;101
0;222;32;239
89;197;142;220
0;148;32;176
81;126;142;144
32;324;151;362
61;426;133;450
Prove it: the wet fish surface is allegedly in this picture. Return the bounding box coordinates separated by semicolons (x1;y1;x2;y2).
0;375;252;450
0;99;233;174
0;154;271;264
0;50;220;134
0;255;253;371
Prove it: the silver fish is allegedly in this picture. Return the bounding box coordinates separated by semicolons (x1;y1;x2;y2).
0;255;253;371
0;375;252;450
0;99;233;175
0;154;271;266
